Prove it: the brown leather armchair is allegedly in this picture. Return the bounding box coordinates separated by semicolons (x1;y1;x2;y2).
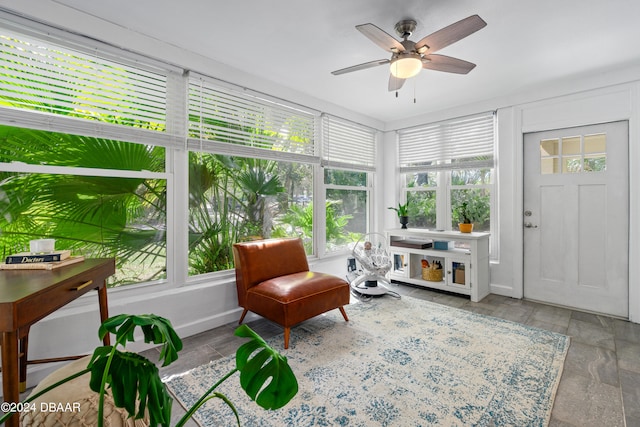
232;237;350;349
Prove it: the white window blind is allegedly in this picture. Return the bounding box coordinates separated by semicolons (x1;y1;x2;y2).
0;29;171;137
322;114;376;172
398;112;495;172
187;75;318;163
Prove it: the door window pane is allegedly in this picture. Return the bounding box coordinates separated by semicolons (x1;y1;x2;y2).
540;133;606;175
541;158;560;174
540;139;559;156
561;136;581;155
540;139;560;175
563;156;582;173
584;133;606;153
584;155;606;172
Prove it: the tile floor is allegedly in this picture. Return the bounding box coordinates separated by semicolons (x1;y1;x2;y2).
13;284;634;426
144;284;640;427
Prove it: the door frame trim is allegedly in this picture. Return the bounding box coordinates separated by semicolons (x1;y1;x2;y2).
512;84;640;322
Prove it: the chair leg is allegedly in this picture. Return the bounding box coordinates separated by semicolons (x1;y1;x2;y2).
339;306;349;322
238;308;248;325
284;327;290;349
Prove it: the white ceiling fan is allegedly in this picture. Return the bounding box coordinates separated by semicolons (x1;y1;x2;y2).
331;15;487;92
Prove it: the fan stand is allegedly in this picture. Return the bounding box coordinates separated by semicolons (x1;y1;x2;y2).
347;271;401;300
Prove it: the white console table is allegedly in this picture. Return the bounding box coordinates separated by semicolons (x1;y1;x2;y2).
386;228;490;302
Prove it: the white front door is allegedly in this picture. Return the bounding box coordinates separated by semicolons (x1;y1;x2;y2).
523;121;629;318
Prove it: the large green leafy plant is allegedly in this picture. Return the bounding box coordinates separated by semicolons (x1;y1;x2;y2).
0;315;298;427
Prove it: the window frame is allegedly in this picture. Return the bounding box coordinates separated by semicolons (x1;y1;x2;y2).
398;112;498;259
0;15;381;290
321;166;373;256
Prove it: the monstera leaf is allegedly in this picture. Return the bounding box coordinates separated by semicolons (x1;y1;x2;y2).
234;324;299;410
0;315;298;427
98;313;183;366
91;314;183;427
88;347;172;427
177;324;299;426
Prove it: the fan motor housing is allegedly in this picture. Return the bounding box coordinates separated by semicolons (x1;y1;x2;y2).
394;19;417;39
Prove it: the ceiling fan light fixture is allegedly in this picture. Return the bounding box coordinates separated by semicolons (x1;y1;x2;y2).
390;55;422;79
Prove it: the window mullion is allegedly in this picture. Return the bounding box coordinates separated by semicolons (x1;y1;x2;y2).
436;170;450;230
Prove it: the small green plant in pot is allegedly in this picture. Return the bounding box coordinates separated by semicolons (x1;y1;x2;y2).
0;314;298;427
388;201;410;229
458;201;474;233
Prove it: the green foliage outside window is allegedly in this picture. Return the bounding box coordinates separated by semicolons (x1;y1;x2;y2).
0;126;361;285
403;166;492;232
0;32;362;286
0;127;167;286
451;189;491;231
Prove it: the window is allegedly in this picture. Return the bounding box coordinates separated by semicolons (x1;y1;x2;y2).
450;169;492;232
321;115;376;253
406;171;437;229
0;24;174;287
398;112;496;256
0;26;181;149
540;133;606;174
0;126;167;286
186;75;319;272
0;20;378;288
188;152;313;275
324;169;369;253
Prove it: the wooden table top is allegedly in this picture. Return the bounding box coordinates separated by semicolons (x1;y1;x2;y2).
0;258;115;304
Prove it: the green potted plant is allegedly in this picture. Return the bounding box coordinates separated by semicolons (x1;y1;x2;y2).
0;314;298;427
458;201;474;233
388;201;410;229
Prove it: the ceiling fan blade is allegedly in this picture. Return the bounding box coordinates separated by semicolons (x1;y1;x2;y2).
331;59;389;75
415;15;487;54
388;74;406;92
422;54;476;74
356;23;405;53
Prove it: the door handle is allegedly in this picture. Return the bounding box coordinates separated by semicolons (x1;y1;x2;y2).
524;222;538;228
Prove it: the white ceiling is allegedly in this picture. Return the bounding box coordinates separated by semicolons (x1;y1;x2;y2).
2;0;640;126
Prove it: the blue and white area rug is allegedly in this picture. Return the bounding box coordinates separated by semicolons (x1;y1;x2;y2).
165;296;569;426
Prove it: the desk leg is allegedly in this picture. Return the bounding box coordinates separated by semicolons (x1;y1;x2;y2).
18;328;29;393
2;331;19;427
98;283;110;346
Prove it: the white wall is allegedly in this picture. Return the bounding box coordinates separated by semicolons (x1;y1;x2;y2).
2;2;640;396
381;81;640;324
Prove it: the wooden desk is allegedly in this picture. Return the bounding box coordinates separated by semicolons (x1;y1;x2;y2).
0;258;115;427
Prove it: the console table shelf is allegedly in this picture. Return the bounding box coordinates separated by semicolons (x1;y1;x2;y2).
386;229;490;302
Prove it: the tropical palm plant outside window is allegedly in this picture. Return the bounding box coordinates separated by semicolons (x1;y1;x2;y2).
0;26;373;286
187;153;314;275
0;127;167;286
0;129;326;284
323;168;369;253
